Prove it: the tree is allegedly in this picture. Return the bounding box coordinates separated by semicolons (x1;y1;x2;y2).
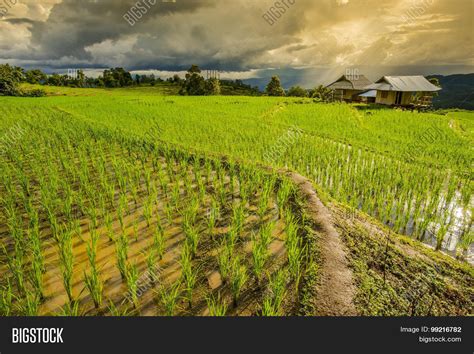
428;77;441;98
265;76;285;96
205;78;221;95
428;77;441;88
311;85;334;102
25;69;47;84
0;64;21;96
102;68;133;88
172;74;182;84
287;86;308;97
180;65;206;96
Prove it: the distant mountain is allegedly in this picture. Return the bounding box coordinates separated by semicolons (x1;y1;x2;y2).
427;74;474;110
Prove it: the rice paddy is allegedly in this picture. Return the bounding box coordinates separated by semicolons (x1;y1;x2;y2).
0;87;472;316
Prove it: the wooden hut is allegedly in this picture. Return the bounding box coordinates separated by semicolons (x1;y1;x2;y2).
326;74;373;102
365;76;441;106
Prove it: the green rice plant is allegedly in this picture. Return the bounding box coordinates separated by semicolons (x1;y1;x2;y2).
217;179;227;206
457;230;473;259
159;280;182;316
0;280;13;316
230;257;248;307
277;179;294;218
252;235;269;283
171;182;181;210
18;290;40;316
184;223;200;259
130;180;139;206
143;198;153;227
257;190;270;221
231;203;245;238
145;247;160;285
207;198;220;238
152;223;166;260
125;263;139;308
117;205;125;233
133;220;139;242
84;228;103;309
58;228;74;303
165;201;173;224
104;212;115;242
84;268;103;310
107;300;133;316
58;301;81;317
144;168;152;195
287;236;305;291
260;221;274;249
116;231;129;279
261;296;279;317
2;243;26;297
217;243;232;284
28;221;45;296
268;269;287;312
180;245;199;308
206;293;227;316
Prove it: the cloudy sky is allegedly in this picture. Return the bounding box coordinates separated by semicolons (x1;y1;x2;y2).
0;0;473;87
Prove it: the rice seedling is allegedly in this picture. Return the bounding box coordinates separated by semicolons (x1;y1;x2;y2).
277;179;294;218
231;203;245;237
58;301;81;317
171;182;181;210
252;234;269;283
58;227;74;303
159;280;182;316
84;228;103;309
268;269;287;312
150;227;164;263
287;236;305;291
207;198;220;239
133;220;139;242
84;268;104;310
260;221;274;249
28;223;45;300
116;231;129;279
104;211;115;242
0;281;13;316
230;257;248;307
2;243;26;297
180;244;199;308
217;243;232;284
18;290;41;316
206;293;227;316
125;263;139;308
143;198;153;227
107;300;133;316
183;223;200;259
261;297;279;316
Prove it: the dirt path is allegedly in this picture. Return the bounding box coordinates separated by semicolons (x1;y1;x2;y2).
282;171;357;316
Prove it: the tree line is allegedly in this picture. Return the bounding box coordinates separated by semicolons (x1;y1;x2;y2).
1;63;334;99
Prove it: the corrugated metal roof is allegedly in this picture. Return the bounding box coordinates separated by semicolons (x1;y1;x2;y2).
326;74;373;90
365;76;441;92
327;80;353;90
365;83;392;91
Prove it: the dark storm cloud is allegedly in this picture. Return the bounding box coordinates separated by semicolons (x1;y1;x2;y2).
26;0;215;60
0;0;472;77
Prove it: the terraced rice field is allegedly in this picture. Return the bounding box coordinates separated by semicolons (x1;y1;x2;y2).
0;88;472;316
